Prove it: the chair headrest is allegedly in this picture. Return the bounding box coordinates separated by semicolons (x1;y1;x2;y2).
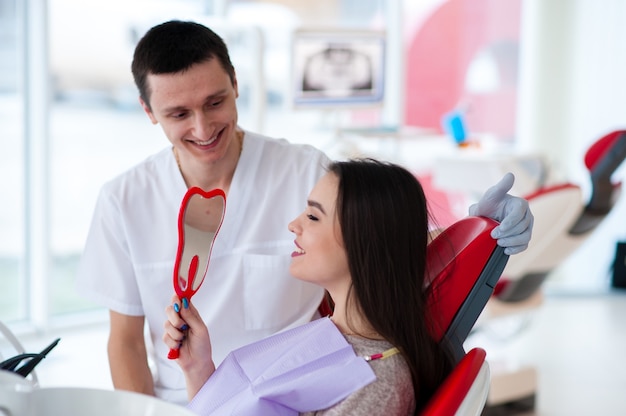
584;130;626;172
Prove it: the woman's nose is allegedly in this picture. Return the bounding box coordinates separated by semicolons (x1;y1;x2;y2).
288;218;299;234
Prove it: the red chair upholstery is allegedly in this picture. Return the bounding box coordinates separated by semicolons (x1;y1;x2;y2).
426;216;509;361
421;347;490;416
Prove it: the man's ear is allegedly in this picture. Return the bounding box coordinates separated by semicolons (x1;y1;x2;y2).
139;97;158;125
233;72;239;99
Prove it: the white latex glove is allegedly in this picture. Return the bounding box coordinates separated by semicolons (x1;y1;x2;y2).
469;172;534;255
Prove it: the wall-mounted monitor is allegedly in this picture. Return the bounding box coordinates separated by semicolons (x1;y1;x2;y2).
291;28;386;109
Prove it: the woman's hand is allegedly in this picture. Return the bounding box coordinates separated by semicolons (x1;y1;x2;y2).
163;295;216;400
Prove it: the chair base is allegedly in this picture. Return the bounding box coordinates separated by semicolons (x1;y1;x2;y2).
482;393;536;416
486;364;537;409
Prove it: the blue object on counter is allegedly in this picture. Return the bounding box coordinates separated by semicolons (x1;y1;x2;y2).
442;110;467;144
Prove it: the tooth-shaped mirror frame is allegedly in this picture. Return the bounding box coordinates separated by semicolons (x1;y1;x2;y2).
173;187;226;300
169;187;226;360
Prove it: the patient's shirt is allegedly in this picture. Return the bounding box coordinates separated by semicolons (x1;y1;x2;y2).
300;335;415;416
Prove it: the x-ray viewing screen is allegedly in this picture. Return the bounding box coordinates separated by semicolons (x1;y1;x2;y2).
291;29;386;108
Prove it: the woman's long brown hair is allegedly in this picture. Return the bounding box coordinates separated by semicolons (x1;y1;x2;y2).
329;159;454;412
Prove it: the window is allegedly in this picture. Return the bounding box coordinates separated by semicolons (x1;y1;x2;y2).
0;0;25;322
3;0;519;331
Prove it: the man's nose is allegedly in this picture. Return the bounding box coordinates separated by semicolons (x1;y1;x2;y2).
193;114;213;140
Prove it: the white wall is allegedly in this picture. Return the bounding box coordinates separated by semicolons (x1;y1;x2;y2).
518;0;626;291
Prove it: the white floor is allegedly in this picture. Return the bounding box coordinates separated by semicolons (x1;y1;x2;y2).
467;288;626;416
529;290;626;415
5;286;623;415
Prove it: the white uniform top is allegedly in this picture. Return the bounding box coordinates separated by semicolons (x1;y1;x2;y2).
76;131;329;404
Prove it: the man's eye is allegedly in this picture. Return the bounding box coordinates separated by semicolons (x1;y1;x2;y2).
205;100;223;109
172;112;187;119
307;214;319;221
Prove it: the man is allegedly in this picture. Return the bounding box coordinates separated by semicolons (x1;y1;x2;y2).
76;20;533;405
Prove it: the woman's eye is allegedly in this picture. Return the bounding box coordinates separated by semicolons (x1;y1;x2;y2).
307;214;319;221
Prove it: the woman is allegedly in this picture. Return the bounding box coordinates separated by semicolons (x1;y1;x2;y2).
164;159;456;415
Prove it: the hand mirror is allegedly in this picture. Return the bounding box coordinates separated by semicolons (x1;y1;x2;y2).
168;187;226;360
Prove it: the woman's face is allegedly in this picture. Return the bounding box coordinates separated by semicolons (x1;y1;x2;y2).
288;172;350;292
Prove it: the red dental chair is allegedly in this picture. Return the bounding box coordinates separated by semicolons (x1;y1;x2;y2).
493;130;626;303
422;215;509;416
477;129;626;411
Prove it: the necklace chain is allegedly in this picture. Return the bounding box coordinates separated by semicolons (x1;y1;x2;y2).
174;146;182;172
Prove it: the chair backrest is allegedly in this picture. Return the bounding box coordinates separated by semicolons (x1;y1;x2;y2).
572;129;626;233
421;347;490;416
425;216;509;361
493;183;582;301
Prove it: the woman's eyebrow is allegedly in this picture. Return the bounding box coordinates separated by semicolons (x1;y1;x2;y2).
307;200;326;215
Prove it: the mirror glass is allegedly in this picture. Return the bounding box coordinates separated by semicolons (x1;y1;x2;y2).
174;188;226;299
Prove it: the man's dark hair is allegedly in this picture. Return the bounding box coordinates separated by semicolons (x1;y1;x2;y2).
131;20;236;108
